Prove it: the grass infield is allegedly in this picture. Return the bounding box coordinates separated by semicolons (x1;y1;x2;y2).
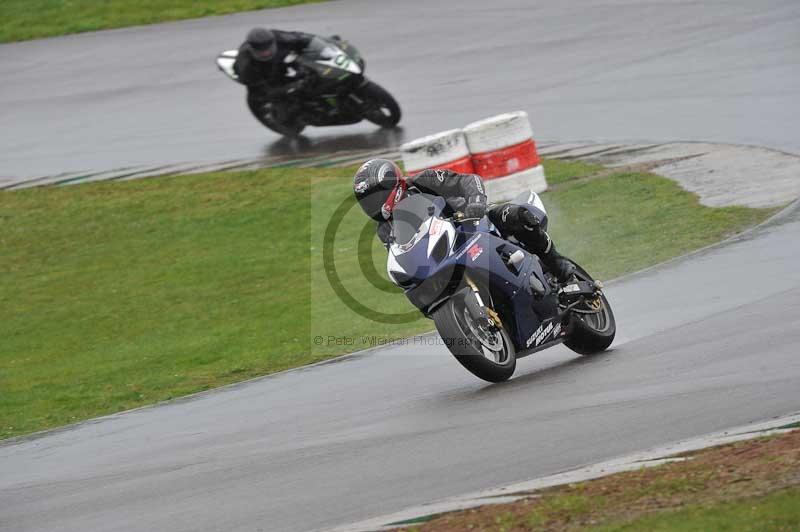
403;429;800;531
0;0;324;43
0;160;776;439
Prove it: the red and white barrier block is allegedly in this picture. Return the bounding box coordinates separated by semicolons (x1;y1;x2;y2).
463;111;547;201
400;129;475;176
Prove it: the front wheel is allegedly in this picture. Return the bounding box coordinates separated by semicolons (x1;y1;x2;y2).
356;81;402;128
563;265;616;355
433;292;516;382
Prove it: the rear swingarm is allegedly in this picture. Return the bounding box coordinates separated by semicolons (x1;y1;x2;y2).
558;280;605;318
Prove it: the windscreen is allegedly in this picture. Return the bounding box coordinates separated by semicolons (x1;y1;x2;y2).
303;37;328;56
391;194;437;246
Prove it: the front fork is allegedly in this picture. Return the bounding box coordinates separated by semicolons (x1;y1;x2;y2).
464;276;501;330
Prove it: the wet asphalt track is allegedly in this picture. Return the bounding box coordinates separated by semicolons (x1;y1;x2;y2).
2;1;800;531
2;205;800;532
1;0;799;179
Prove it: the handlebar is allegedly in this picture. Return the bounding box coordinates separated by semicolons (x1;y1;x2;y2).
450;212;482;223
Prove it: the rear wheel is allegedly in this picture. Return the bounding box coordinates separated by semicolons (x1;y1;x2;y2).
562;265;616;355
357;81;401;128
246;95;306;137
433;292;516;382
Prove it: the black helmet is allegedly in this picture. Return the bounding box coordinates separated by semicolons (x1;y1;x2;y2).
353;159;407;221
245;28;276;61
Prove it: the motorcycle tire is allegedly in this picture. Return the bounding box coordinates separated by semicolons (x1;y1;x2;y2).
433;291;516;383
356;81;402;128
563;264;616;355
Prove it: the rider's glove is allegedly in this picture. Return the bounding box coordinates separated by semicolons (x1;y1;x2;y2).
464;195;487;219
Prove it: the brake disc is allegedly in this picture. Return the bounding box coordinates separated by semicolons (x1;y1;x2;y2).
463;308;502;351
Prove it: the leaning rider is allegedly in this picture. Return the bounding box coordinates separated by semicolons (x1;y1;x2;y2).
233;28;316;122
352;159;576;282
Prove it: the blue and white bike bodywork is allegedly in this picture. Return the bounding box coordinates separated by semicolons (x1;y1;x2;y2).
387;191;615;382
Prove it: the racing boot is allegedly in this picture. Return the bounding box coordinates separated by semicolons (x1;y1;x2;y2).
540;240;577;283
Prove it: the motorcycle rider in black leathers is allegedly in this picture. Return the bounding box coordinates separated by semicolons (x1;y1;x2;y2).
233;28;315;126
353;159;576;282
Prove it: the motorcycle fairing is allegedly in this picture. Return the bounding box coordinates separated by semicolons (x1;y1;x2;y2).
297;37;364;80
314;45;362;74
388;194;561;351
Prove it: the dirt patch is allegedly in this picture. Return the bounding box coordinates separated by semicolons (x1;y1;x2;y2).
405;429;800;531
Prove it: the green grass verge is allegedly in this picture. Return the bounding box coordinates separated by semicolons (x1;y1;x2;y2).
0;159;776;439
0;0;324;43
591;487;800;531
411;429;800;531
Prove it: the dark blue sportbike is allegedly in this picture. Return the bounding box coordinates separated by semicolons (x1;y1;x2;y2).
387;191;616;382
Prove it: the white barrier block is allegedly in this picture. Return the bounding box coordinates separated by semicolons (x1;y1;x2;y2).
485;165;547;202
400;129;471;173
463;111;534;154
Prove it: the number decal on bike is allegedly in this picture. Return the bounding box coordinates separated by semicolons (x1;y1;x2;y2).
334;54;351;70
314;44;362;75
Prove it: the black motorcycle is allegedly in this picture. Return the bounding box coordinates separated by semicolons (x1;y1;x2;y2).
217;36;401;137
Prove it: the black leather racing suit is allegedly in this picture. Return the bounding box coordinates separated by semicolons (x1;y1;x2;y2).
379;169;575;281
376;169;487;244
233;30;314;121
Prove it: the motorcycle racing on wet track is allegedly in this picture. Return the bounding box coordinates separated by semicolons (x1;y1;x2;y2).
217;28;401;137
3;2;800;532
